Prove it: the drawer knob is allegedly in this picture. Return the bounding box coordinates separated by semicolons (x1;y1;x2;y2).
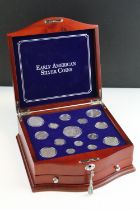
114;164;121;172
53;176;59;184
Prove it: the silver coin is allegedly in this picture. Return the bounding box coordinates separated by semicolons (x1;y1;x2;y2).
74;140;83;146
87;144;97;150
66;148;76;154
87;133;99;140
103;136;120;146
54;138;66;146
48;123;59;129
86;109;101;118
63;126;82;138
77;118;88;124
27;116;44;127
35;131;49;140
59;114;71;121
95;122;108;129
39;147;57;158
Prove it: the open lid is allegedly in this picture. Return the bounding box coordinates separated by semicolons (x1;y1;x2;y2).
7;17;102;110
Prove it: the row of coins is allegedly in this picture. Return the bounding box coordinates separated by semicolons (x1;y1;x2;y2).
35;130;113;141
33;123;108;140
27;109;102;128
39;144;98;158
35;132;120;147
39;136;119;158
27;119;108;140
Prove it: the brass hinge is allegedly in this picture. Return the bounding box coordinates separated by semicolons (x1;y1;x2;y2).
16;101;31;120
17;109;31;121
90;99;102;105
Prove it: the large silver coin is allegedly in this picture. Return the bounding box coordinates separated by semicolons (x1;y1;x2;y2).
40;147;57;158
66;148;76;154
35;131;49;140
74;140;83;146
86;109;101;118
27;116;44;127
95;122;108;129
87;144;97;150
77;118;88;124
48;123;59;129
63;126;82;138
59;114;71;121
103;136;120;146
54;138;66;146
87;133;99;140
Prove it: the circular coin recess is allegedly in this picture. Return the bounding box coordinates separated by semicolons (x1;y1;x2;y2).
95;122;108;129
40;147;57;158
27;116;44;127
54;138;66;146
77;118;88;124
48;123;59;129
74;140;84;146
59;114;71;121
87;133;99;140
66;148;76;154
86;109;101;118
103;136;120;146
87;144;97;150
63;126;82;138
35;131;49;140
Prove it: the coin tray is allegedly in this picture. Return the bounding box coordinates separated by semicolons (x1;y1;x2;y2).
23;105;126;160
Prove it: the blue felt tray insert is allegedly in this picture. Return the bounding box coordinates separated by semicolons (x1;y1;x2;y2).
23;105;126;161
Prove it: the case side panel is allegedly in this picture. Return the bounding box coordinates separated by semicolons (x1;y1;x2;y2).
18;120;35;178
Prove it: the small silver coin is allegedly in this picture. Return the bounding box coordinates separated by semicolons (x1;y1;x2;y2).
66;148;76;154
103;136;120;146
95;122;108;129
87;133;99;140
63;126;82;138
59;114;71;121
74;140;83;146
77;118;88;124
54;138;66;146
48;123;59;129
87;144;97;150
27;116;44;127
35;131;49;140
86;109;101;118
39;147;57;158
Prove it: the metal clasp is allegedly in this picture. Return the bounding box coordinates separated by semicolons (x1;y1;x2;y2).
44;18;63;24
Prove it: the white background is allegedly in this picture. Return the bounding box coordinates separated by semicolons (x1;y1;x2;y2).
0;87;139;210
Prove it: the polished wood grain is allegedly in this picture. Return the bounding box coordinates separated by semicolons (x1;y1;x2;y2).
17;135;135;192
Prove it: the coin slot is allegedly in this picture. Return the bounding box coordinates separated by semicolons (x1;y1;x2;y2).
59;114;71;121
103;136;120;146
95;122;108;129
27;116;44;127
63;126;82;138
35;131;49;140
40;147;57;158
48;123;59;129
86;109;101;118
87;133;99;140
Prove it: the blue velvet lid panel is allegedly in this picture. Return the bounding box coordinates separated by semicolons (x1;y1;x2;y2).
23;105;126;161
13;29;98;109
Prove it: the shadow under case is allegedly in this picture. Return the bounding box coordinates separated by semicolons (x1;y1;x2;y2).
7;17;135;193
